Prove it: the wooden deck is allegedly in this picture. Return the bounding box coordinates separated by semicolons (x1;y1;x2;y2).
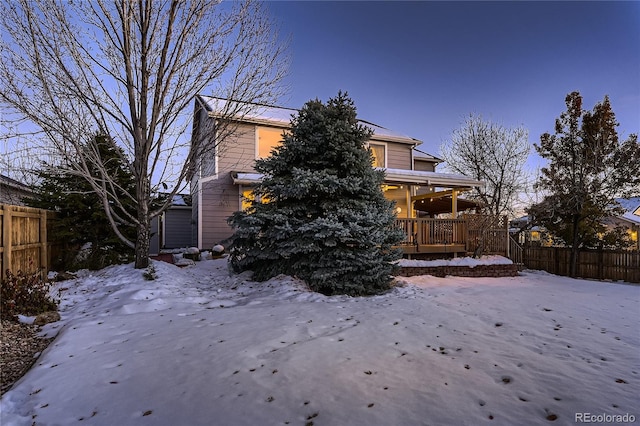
398;243;467;255
394;216;508;257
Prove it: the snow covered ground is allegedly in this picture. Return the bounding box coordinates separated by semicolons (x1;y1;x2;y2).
1;258;638;426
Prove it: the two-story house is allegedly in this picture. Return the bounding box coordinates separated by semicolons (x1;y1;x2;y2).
190;96;497;257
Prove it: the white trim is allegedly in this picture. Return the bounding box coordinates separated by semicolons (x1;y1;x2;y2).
214;127;219;177
200;173;219;184
232;173;262;185
367;141;388;168
410;145;415;171
161;211;167;249
231;169;485;190
197;180;203;249
379;168;485;189
254;124;259;160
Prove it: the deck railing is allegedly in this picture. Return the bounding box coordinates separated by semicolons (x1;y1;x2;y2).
394;215;509;257
508;236;524;267
395;218;467;246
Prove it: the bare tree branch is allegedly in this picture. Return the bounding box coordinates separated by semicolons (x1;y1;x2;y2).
0;0;288;268
440;114;531;217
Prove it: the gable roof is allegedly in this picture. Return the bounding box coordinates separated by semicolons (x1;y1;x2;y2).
196;95;423;146
413;148;442;164
0;174;32;192
616;197;640;225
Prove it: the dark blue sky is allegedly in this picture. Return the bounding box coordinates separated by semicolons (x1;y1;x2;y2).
268;1;640;171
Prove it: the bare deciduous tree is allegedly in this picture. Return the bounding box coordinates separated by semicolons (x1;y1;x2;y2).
0;0;288;268
440;114;530;217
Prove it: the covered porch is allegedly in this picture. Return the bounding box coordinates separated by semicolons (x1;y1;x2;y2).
231;168;508;258
380;168;508;258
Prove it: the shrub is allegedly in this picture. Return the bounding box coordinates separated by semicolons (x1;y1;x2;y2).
183;247;201;261
143;264;157;281
1;269;58;321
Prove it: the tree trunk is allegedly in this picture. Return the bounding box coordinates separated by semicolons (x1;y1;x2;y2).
569;214;581;277
135;221;150;269
134;170;151;269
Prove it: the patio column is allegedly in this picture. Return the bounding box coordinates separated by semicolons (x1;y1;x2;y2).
452;189;458;217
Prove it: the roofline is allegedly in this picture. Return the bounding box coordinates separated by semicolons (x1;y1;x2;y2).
197;95;423;146
0;175;32;192
231;169;485;190
413;149;443;164
381;168;485;189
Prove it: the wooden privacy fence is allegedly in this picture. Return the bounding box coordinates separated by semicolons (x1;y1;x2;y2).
524;246;640;283
465;214;509;256
0;204;54;280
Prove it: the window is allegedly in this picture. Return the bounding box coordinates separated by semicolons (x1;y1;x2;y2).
240;186;270;210
241;187;255;211
369;143;386;167
257;126;286;159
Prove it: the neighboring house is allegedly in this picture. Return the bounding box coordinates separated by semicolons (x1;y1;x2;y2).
609;197;640;250
149;194;194;255
190;96;492;256
509;216;554;247
0;174;33;206
510;198;640;250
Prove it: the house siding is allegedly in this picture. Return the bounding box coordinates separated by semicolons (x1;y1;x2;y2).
0;184;32;205
193;121;256;248
385;141;412;170
191;183;199;246
164;208;194;248
150;217;160;254
189;97;462;249
198;109;217;178
217;123;257;175
0;177;33;206
199;175;240;247
150;207;193;254
414;160;437;172
195;128;420;247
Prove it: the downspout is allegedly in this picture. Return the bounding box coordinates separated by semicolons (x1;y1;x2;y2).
197;182;203;249
411;144;416;171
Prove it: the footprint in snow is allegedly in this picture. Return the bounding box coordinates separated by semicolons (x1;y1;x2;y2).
500;376;512;384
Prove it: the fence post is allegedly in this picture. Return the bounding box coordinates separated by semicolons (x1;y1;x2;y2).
40;208;48;276
504;215;510;258
597;249;604;280
2;205;12;281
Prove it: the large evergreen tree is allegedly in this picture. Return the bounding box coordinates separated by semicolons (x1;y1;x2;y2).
228;93;404;296
528;92;640;276
27;135;137;269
